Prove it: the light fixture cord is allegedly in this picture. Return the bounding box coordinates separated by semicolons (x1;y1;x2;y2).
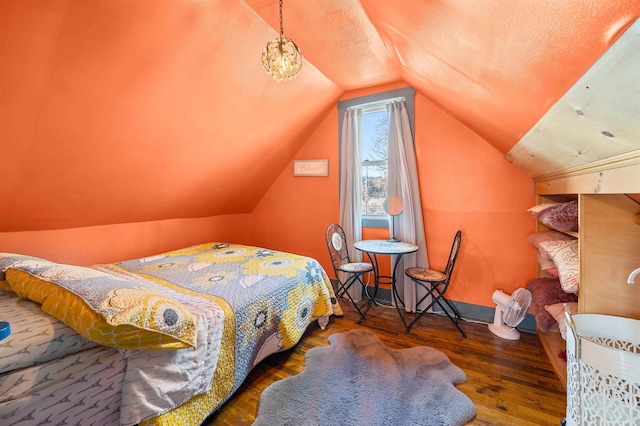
279;0;284;37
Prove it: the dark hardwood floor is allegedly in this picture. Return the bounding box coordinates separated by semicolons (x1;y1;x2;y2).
204;299;567;425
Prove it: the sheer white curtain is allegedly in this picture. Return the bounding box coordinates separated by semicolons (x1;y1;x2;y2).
339;108;364;302
387;100;428;312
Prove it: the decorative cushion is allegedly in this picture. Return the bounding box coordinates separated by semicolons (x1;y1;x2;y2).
340;262;374;273
545;302;578;340
527;230;576;248
538;240;579;293
525;277;578;331
528;200;578;232
1;253;196;350
527;231;577;275
534;249;557;272
405;267;446;282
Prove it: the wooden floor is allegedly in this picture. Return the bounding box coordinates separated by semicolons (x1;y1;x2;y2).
204;299;567;426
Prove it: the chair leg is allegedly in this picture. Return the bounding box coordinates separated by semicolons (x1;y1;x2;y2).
336;278;361;313
406;290;437;331
335;275;370;322
434;297;467;338
354;275;378;322
440;296;463;320
406;281;466;338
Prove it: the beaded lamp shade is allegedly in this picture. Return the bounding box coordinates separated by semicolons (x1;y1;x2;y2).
261;0;302;82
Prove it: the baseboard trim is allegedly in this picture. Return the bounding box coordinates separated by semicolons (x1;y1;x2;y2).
331;280;537;334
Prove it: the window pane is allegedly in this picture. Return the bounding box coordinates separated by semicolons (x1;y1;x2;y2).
361;110;388;215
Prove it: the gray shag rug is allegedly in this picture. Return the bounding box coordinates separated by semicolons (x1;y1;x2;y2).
253;329;476;426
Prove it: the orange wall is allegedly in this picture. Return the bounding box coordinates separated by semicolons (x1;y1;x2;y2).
414;91;536;306
251;82;536;308
0;80;536;308
0;214;252;265
249;101;340;260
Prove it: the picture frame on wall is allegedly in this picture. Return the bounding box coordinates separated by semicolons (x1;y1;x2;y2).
293;159;329;177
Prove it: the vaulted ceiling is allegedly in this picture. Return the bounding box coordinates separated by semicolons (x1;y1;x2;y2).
1;1;638;231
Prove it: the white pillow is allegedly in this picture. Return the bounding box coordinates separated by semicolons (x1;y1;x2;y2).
528;231;576;276
534;249;556;271
538;240;579;293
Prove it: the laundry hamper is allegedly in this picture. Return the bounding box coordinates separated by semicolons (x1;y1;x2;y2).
564;306;640;426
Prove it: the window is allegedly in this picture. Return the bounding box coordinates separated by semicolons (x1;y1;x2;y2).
361;105;388;217
338;87;415;228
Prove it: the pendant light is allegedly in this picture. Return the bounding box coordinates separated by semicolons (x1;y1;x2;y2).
261;0;302;82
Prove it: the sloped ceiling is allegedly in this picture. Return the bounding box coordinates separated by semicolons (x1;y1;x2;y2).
507;17;640;177
1;0;638;232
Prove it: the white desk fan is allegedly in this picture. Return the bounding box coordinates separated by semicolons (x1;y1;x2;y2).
488;288;532;340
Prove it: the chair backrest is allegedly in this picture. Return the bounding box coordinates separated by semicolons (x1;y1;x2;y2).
325;224;351;274
443;230;462;280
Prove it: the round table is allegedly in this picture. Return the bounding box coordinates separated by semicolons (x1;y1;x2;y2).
354;239;419;327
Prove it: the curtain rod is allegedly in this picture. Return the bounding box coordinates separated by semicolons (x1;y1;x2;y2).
345;96;405;111
338;87;415;111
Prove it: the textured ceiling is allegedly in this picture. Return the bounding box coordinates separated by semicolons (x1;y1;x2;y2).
1;0;638;231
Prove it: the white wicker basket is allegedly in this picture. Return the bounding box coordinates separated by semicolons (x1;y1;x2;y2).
564;307;640;426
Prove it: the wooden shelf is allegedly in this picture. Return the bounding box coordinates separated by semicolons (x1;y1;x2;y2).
537;328;567;389
531;191;640;391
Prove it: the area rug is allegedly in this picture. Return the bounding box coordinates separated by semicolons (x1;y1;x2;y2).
253;329;476;426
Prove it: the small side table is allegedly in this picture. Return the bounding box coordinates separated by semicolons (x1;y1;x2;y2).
354;239;418;328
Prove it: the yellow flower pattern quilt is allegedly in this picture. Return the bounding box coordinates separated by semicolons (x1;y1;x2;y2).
111;243;339;388
0;243;341;426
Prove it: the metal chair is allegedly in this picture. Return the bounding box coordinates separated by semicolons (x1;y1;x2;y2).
325;224;374;322
404;230;466;337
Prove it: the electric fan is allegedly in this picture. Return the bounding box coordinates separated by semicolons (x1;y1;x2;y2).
488;288;532;340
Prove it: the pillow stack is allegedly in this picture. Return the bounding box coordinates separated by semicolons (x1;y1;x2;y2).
526;277;578;336
527;201;579;294
527;230;579;293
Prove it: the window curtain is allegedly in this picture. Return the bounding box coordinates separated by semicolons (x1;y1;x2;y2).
386;100;429;312
338;108;365;302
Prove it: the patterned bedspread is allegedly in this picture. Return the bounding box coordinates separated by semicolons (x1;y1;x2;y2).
106;242;341;425
0;243;340;426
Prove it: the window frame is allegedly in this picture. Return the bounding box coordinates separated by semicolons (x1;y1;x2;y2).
338;87;416;228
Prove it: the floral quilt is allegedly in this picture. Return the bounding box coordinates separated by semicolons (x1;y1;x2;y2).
0;243;340;426
106;242;341;425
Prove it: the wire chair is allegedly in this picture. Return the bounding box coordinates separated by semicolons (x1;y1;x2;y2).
404;230;466;337
325;223;374;322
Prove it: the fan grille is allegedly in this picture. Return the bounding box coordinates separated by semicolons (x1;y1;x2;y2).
503;288;532;326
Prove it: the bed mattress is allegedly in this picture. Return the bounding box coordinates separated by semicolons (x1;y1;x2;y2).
0;289;126;426
0;289;99;373
0;345;125;426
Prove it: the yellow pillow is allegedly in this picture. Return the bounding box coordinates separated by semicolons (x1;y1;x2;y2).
6;267;196;350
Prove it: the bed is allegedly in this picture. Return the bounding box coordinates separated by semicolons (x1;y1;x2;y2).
0;242;341;425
